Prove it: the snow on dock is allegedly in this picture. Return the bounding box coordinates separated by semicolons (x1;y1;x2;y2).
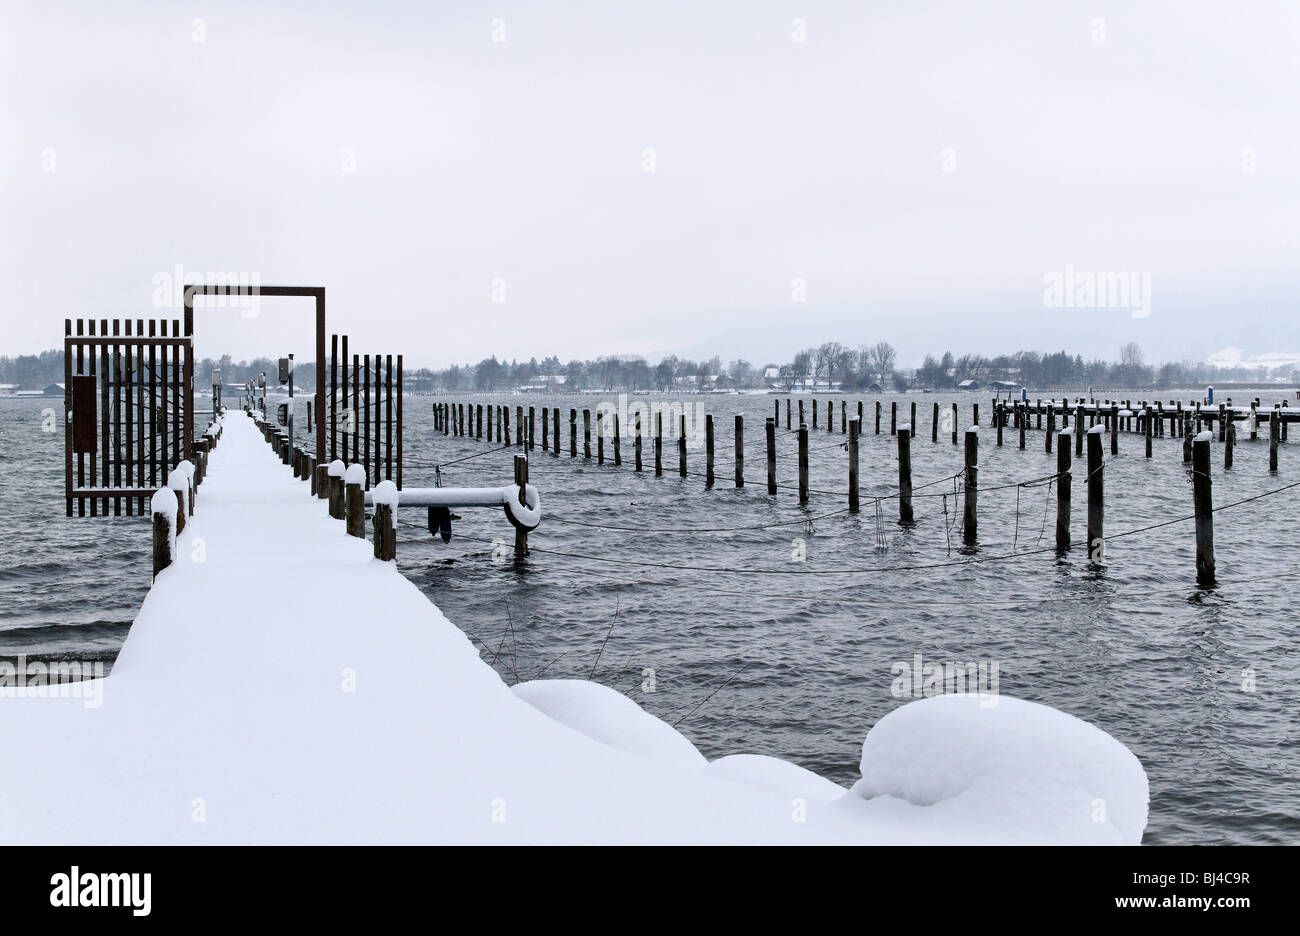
0;411;1148;844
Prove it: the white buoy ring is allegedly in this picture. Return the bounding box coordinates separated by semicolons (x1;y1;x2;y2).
503;483;541;530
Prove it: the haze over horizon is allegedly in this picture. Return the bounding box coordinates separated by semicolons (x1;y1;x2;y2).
4;1;1298;369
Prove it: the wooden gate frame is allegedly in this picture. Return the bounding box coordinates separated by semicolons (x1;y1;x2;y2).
184;285;326;468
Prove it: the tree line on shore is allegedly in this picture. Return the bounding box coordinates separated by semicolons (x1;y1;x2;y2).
4;342;1295;393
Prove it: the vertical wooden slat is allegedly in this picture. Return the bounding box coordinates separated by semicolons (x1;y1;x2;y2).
330;334;338;461
397;355;403;490
352;352;360;465
89;318;99;516
125;321;134;515
112;319;121;516
172;318;181;472
341;334;349;461
363;353;371;488
385;354;393;480
75;319;85;516
64;319;73;517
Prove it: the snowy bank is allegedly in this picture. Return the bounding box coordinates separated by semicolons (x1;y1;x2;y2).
0;411;1148;845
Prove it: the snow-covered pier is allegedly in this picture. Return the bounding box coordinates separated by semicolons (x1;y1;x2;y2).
1;409;1149;844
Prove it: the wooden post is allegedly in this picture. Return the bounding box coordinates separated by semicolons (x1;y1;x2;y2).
996;404;1003;446
812;398;818;430
1218;403;1227;442
798;399;804;429
798;422;809;505
345;479;365;538
1046;403;1055;453
570;409;577;458
328;461;345;519
848;417;860;512
373;501;396;562
1250;403;1258;441
655;411;663;476
1087;427;1104;564
584;409;592;459
932;402;939;442
476;403;481;440
1193;434;1215;586
516;406;523;447
1183;413;1193;463
513;454;529;559
152;491;175;580
951;402;958;444
841;400;847;433
1075;403;1084;457
1110;404;1119;456
679;413;687;477
1144;405;1153;458
875;401;881;434
613;415;622;466
1019;404;1026;450
890;401;897;436
528;406;536;450
1270;409;1280;471
1225;417;1235;469
542;406;549;450
634;412;642;471
765;417;776;494
1056;431;1070;552
734;415;744;487
786;398;791;430
553;407;560;455
597;411;605;464
706;414;715;487
898;425;913;522
963;428;977;545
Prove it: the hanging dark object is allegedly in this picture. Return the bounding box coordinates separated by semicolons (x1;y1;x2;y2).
428;505;453;543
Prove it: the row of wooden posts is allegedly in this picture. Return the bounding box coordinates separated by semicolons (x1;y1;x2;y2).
246;406;400;562
436;397;1230;585
150;418;223;579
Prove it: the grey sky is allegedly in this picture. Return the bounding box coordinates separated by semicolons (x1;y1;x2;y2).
3;0;1297;369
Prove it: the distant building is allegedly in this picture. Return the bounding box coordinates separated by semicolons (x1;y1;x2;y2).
0;384;18;397
45;383;65;397
957;379;981;391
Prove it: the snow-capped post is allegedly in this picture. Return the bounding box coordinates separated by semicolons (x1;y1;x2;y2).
151;488;178;580
167;469;189;537
634;412;642;471
1225;417;1235;469
513;455;529;559
1192;433;1215;586
705;415;715;487
584;409;592;460
678;413;687;477
1111;405;1120;456
898;424;914;522
613;414;622;466
569;409;577;458
932;402;939;443
371;479;398;561
327;460;346;519
1087;426;1105;563
654;411;663;477
315;462;329;499
345;463;366;538
734;414;744;488
1269;409;1280;471
765;417;776;494
848;417;860;512
798;423;809;505
596;411;604;464
963;427;978;546
1055;431;1071;552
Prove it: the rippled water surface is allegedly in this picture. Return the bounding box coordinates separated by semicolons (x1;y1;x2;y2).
3;391;1297;844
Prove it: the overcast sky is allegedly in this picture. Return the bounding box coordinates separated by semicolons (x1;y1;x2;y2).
3;0;1297;369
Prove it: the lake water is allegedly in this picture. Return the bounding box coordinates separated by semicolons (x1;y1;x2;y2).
2;390;1297;844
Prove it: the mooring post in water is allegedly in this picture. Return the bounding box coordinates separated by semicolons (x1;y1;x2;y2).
706;414;715;487
613;414;622;466
765;417;776;494
798;398;804;429
569;409;577;458
584;409;592;460
529;407;536;450
597;411;605;464
654;411;663;476
963;427;978;545
973;402;979;427
1075;403;1084;457
890;401;897;436
811;398;817;430
679;413;687;477
541;407;549;451
951;402;958;445
774;399;780;427
1019;404;1027;450
875;401;881;435
151;488;176;580
345;465;365;539
842;400;847;434
734;414;744;488
1087;426;1104;564
996;404;1004;447
1111;404;1119;456
1183;413;1193;463
1270;409;1280;471
848;417;860;512
786;398;791;430
827;400;833;433
328;459;345;519
898;424;913;522
634;412;642;471
502;406;510;446
1249;402;1258;441
1218;403;1227;442
1225;417;1235;469
477;404;483;439
552;408;559;455
1056;430;1071;552
511;455;528;559
857;400;864;433
1189;432;1216;586
798;422;809;505
1145;405;1153;458
1046;403;1055;453
932;402;939;442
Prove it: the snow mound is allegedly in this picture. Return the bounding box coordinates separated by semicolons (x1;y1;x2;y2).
512;679;707;771
344;463;366;486
705;754;847;802
849;695;1148;845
